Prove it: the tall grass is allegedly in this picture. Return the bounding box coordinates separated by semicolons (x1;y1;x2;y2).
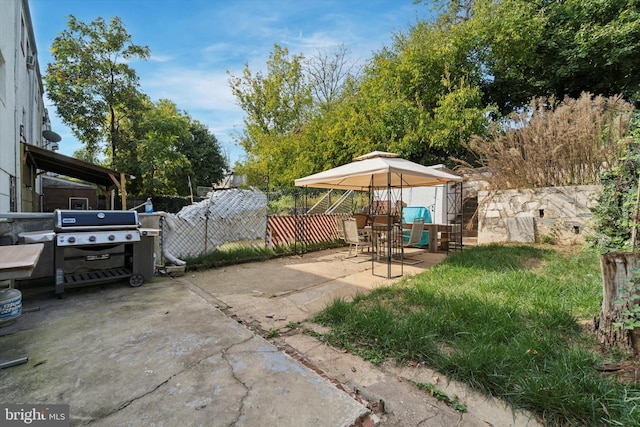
461;93;634;189
314;244;640;425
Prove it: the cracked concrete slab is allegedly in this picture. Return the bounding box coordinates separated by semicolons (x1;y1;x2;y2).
0;278;369;426
281;333;539;427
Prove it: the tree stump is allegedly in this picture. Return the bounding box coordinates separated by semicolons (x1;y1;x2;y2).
594;252;640;356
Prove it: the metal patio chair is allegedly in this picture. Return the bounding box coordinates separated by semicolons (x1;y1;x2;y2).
342;218;372;260
402;218;425;265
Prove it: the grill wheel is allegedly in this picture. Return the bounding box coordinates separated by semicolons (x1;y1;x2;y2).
129;274;144;287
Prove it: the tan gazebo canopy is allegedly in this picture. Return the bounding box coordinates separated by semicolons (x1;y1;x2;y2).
295;151;462;278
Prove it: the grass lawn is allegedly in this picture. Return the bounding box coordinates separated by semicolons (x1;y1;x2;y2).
313;244;640;426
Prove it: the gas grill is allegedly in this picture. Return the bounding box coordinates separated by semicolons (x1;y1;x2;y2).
52;210;157;296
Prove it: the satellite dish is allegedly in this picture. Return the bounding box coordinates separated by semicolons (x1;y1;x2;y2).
42;129;61;142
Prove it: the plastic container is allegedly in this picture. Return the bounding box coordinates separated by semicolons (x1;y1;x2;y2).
145;198;153;214
0;288;22;326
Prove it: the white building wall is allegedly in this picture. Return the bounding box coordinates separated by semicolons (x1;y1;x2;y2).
0;1;19;212
0;0;47;212
401;186;442;223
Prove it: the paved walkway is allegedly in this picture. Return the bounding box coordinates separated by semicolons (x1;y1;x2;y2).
1;247;541;426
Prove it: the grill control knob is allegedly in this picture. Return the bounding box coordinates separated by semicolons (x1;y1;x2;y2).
126;233;133;240
89;235;96;242
108;234;115;241
68;236;76;244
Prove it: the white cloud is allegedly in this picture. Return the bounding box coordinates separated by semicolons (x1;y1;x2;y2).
203;42;234;55
140;65;246;162
149;54;173;63
142;67;237;111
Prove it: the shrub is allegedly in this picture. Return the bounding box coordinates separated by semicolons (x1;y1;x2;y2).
589;111;640;253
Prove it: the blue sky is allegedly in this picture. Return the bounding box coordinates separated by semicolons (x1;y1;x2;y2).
29;0;432;165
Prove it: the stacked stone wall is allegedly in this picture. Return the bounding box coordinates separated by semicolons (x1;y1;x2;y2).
478;185;601;245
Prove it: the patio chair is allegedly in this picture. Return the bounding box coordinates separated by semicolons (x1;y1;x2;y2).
342;218;372;260
353;213;370;229
402;218;425;265
335;215;346;241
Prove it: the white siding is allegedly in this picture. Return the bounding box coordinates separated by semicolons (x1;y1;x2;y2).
0;0;47;212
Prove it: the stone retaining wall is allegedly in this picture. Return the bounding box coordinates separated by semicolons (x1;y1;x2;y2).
478;185;601;245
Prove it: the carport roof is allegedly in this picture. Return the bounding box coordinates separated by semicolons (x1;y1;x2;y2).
23;143;131;190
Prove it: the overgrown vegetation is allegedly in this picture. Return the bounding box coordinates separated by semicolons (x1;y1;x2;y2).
463;94;635;190
589;111;640;357
614;269;640;333
416;382;467;413
313;244;640;426
589;110;640;253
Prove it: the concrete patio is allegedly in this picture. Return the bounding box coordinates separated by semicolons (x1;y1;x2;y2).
1;245;541;426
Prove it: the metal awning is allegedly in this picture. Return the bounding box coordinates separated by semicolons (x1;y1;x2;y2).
23;143;130;189
23;143;132;208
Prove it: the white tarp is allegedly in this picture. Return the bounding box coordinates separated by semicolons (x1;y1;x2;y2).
165;188;267;258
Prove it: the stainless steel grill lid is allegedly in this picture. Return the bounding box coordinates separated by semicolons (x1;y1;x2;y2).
54;210;139;231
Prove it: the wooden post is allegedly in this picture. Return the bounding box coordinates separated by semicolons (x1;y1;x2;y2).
120;173;127;211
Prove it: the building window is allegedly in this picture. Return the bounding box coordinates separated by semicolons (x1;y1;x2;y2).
69;198;89;210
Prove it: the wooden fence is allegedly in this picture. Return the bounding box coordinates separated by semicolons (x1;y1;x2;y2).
266;213;349;248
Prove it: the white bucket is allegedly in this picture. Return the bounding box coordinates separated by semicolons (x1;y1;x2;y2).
0;288;22;326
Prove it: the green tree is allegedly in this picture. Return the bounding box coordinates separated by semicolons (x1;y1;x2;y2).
44;15;150;167
178;120;227;190
331;20;492;167
230;21;493;183
300;79;379;171
228;44;313;187
231;0;640;185
133;99;191;196
437;0;640;113
536;0;640;105
122;99;227;197
462;0;546;114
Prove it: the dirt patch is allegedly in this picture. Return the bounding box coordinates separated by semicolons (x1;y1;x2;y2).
521;257;543;269
596;360;640;384
548;243;584;256
520;243;581;269
579;320;640;385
